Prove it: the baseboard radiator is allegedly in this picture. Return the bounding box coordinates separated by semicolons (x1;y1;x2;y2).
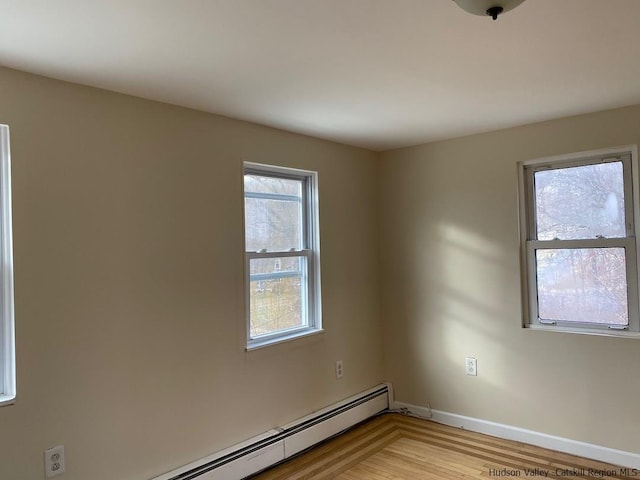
153;384;390;480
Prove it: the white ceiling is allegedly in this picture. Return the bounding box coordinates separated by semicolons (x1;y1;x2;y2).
1;0;640;151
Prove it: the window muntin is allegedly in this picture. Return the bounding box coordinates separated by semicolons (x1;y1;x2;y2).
243;163;321;349
520;148;640;335
0;125;15;406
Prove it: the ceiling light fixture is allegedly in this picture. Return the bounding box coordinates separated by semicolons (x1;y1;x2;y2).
452;0;526;20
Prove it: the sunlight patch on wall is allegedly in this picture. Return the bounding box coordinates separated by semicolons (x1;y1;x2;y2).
435;223;512;391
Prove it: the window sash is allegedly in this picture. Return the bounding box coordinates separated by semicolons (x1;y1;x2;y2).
526;154;634;241
519;146;640;335
246;250;315;343
525;238;639;331
244;168;311;251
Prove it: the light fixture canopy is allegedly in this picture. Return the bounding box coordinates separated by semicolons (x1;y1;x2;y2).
452;0;526;20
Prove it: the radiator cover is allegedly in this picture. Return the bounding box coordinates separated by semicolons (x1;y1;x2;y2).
152;384;390;480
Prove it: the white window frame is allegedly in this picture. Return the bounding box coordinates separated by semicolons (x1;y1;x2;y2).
0;125;15;405
243;162;322;350
518;145;640;337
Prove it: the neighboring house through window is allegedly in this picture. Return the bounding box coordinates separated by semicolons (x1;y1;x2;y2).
243;163;322;349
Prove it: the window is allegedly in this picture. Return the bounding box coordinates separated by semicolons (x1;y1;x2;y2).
0;125;15;405
518;146;640;336
243;163;321;349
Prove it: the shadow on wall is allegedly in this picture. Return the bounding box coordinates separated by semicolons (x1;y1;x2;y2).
404;220;531;416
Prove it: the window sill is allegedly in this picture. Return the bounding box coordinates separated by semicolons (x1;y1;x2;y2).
0;393;16;407
524;324;640;338
246;328;325;351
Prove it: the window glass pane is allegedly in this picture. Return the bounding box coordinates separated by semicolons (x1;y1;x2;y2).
536;248;628;325
534;162;625;240
249;256;307;338
244;175;303;252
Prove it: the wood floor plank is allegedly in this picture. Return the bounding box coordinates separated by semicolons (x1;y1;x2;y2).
250;413;636;480
394;416;631;476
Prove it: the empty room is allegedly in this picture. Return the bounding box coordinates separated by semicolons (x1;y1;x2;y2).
1;1;640;479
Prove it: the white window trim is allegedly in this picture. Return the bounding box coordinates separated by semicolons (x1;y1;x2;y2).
0;125;15;405
243;162;322;350
518;145;640;337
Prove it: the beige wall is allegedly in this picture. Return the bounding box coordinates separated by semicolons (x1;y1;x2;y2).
379;105;640;453
0;67;383;480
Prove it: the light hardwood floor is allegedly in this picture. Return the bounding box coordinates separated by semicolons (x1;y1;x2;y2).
251;413;637;480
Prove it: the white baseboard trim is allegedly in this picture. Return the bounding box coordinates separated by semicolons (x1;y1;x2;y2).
394;401;640;469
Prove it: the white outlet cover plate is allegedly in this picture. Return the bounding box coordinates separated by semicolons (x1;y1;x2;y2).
44;445;65;478
465;357;477;376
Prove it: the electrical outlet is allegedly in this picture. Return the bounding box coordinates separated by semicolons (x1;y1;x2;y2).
44;445;65;478
335;360;344;379
465;357;477;376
